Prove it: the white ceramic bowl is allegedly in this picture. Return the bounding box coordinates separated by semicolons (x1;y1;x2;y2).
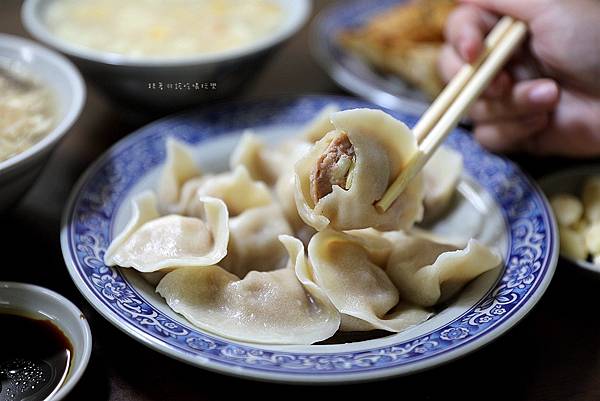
22;0;311;113
0;34;85;211
539;165;600;274
0;282;92;400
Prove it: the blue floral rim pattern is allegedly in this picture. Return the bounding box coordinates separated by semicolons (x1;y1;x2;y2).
61;95;557;382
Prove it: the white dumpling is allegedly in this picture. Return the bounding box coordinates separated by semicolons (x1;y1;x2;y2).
422;146;463;221
343;228;395;267
307;230;431;332
157;138;201;213
183;165;273;218
295;108;425;231
277;138;313;160
157;137;273;217
405;227;468;249
220;204;293;278
300;104;339;143
140;271;168;286
346;227;468;267
104;191;229;272
386;234;501;307
274;140;313;231
229;130;282;185
156;235;341;344
172;176;206;215
276;170;304;230
230;130;314;187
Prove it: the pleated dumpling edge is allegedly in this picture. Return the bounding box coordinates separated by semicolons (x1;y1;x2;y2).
104;191;229;272
158;137;202;214
386;235;502;307
306;229;432;333
156;235;341;345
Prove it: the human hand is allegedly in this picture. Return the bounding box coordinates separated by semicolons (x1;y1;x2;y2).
439;0;600;156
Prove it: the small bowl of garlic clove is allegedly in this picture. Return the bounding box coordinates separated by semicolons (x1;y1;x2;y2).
540;166;600;274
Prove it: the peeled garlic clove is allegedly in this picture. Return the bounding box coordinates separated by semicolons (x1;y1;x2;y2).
560;226;587;261
583;177;600;222
550;193;583;227
585;221;600;255
572;218;588;234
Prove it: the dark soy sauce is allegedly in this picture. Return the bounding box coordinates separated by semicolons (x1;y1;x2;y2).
0;312;72;401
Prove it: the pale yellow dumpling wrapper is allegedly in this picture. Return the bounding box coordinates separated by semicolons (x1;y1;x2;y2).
274;140;314;231
294;108;424;232
229;129;316;187
229;130;283;185
229;115;340;231
157;137;273;217
385;233;501;307
300;104;339;143
156;235;341;345
343;227;395;267
422;146;463;222
220;204;293;278
104;191;229;272
157;137;202;214
276;169;306;231
307;229;431;332
179;165;273;218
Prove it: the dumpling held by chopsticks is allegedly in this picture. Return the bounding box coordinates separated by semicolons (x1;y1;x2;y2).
294;108;424;231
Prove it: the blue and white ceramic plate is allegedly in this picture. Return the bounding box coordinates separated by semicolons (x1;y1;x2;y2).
61;95;557;383
311;0;431;114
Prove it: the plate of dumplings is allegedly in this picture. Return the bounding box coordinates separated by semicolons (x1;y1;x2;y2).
61;95;557;383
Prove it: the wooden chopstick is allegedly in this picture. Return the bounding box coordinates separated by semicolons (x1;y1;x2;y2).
413;16;516;142
375;17;527;212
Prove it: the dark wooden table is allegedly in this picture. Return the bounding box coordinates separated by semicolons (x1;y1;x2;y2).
1;1;598;400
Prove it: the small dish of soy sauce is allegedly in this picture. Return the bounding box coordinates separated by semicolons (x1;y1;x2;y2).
0;282;91;401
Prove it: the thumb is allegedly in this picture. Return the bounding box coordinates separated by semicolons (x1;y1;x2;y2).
459;0;548;22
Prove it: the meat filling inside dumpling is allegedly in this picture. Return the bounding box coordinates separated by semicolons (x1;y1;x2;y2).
310;132;356;203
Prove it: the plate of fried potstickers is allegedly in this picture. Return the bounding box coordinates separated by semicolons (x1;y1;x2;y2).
61;95;557;383
311;0;454;114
